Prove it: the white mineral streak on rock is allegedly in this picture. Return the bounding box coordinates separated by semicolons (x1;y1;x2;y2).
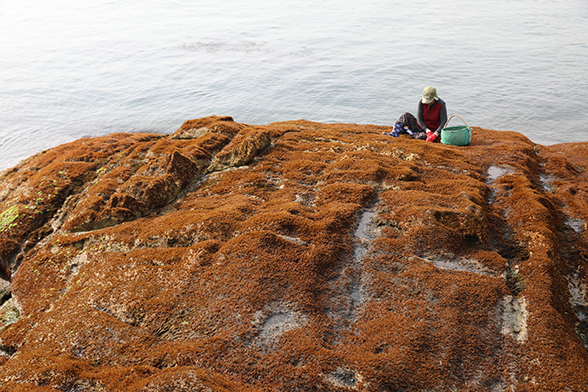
501;295;528;343
252;302;308;347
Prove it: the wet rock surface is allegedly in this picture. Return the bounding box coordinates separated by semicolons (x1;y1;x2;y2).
0;116;587;391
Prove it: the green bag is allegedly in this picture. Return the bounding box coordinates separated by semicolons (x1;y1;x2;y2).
441;115;472;146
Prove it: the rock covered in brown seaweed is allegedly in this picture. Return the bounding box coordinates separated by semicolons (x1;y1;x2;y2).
0;115;586;391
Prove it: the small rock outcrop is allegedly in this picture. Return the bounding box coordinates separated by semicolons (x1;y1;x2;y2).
0;116;586;391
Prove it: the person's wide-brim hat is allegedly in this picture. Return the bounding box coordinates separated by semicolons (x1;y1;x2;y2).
422;86;438;104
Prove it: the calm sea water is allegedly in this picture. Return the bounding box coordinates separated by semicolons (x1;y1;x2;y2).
1;0;587;171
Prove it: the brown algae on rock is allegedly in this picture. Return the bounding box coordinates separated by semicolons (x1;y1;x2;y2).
0;117;585;390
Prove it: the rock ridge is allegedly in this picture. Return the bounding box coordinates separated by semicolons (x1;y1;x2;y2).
0;116;586;391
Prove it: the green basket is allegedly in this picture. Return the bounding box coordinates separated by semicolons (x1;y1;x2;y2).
441;115;472;146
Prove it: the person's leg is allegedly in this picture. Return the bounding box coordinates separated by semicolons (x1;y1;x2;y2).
398;112;426;139
393;121;405;136
383;121;406;137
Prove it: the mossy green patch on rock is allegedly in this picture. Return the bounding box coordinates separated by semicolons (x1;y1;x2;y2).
0;298;19;331
0;206;18;233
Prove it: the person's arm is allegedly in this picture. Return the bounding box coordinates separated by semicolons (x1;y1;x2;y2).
435;101;448;134
416;102;427;131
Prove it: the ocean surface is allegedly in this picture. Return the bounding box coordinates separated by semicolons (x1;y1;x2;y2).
1;0;587;171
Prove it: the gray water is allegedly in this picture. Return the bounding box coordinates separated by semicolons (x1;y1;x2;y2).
1;0;587;171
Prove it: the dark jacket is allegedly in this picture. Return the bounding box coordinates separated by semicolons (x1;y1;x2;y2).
417;98;447;134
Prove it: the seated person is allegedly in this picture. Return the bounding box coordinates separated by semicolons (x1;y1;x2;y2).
384;86;447;142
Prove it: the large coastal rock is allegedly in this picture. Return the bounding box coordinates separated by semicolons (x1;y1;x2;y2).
0;115;586;391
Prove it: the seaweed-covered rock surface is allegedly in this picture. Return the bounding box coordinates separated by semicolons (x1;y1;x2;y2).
0;115;587;391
